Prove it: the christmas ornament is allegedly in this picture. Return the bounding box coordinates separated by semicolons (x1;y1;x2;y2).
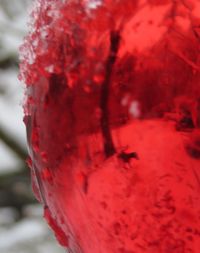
20;1;200;252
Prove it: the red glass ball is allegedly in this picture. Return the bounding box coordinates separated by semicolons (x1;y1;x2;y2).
20;1;200;252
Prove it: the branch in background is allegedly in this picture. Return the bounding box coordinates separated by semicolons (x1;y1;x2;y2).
0;54;18;69
0;165;36;219
0;125;27;161
0;0;35;219
0;126;30;214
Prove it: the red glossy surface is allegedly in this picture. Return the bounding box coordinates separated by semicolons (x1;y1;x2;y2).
20;1;200;252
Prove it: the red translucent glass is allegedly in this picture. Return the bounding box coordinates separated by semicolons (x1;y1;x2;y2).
20;1;200;252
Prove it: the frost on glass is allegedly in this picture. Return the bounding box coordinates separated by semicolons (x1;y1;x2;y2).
20;1;200;253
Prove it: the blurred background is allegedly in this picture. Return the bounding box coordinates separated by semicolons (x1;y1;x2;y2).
0;0;64;252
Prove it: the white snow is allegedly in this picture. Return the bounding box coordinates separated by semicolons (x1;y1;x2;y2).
0;141;22;173
0;207;18;226
86;0;102;9
0;219;47;250
0;216;65;253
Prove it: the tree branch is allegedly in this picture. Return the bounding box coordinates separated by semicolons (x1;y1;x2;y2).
0;125;27;161
100;30;121;158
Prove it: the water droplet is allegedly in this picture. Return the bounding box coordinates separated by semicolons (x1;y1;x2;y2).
44;206;69;247
41;168;53;183
100;201;108;209
41;151;48;163
31;127;39;152
113;222;121;236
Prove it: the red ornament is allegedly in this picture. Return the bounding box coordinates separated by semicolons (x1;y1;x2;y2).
20;1;200;252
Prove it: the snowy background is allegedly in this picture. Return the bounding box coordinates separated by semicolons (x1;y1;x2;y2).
0;0;64;252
